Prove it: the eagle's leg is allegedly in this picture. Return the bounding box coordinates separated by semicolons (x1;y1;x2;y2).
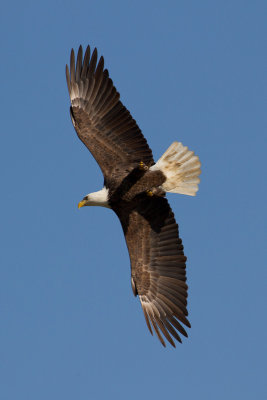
146;190;154;197
139;161;149;171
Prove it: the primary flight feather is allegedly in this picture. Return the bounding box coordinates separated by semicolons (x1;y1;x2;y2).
66;45;201;347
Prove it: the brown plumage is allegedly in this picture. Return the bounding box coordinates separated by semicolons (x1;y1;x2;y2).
66;45;154;187
65;45;199;347
113;196;190;347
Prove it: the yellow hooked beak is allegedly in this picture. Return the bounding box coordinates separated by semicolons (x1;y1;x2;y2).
78;200;86;209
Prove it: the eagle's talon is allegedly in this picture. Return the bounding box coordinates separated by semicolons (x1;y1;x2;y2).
139;161;148;171
146;190;154;197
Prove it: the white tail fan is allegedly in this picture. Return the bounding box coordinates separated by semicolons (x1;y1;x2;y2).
150;142;201;196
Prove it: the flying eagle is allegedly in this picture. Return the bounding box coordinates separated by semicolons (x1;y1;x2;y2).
66;45;201;347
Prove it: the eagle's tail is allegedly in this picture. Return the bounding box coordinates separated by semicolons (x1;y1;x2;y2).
150;142;201;196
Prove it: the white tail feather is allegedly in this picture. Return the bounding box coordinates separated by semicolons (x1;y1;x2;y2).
150;142;201;196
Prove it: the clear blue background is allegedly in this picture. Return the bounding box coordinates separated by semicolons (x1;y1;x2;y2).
1;1;266;399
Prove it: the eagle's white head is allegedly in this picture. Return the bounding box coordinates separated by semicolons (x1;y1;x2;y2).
78;187;110;209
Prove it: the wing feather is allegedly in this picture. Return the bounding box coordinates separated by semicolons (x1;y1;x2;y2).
66;45;154;183
81;46;90;79
75;46;83;81
118;196;190;347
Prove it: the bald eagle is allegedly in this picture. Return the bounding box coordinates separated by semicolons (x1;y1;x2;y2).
66;45;201;347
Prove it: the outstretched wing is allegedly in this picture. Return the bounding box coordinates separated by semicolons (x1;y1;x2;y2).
117;196;190;347
66;45;154;183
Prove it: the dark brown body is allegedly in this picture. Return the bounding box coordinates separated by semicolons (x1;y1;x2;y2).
108;167;166;204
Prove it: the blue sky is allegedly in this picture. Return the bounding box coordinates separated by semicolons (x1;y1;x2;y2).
1;1;266;399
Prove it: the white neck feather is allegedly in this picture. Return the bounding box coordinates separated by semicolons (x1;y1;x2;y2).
86;187;110;208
